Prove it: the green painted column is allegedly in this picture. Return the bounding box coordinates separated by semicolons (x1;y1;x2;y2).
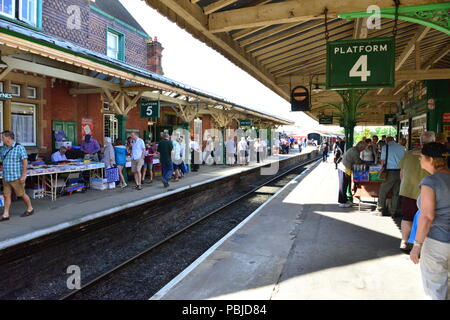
116;114;129;182
344;122;356;151
221;126;226;165
116;114;129;143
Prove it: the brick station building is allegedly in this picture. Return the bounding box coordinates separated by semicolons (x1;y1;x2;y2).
0;0;290;159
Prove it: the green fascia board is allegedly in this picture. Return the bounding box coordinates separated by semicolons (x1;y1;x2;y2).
90;5;150;39
339;2;450;35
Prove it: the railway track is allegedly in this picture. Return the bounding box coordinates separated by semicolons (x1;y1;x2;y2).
60;156;321;300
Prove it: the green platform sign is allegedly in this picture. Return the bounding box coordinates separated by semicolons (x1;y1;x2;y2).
319;116;333;125
140;99;160;118
239;120;253;127
326;37;395;90
384;114;397;125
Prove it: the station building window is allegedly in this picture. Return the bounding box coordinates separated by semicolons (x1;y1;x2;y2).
19;0;37;26
0;0;40;27
0;101;3;145
0;0;15;18
107;28;125;61
10;83;20;96
12;102;36;146
26;86;36;99
104;114;118;142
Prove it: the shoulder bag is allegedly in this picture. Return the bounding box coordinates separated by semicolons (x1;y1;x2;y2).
377;144;389;181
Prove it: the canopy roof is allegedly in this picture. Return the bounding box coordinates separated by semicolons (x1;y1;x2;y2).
0;18;293;126
144;0;450;126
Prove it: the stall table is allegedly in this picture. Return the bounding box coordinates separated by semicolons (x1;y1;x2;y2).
0;161;105;201
352;180;392;212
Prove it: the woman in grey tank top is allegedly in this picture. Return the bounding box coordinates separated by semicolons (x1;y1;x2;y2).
410;142;450;300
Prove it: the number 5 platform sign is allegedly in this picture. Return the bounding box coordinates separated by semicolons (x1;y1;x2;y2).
326;38;395;90
140;99;160;118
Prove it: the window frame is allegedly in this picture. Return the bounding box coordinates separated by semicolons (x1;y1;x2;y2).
0;0;16;19
0;101;3;146
10;83;21;97
106;27;125;61
26;86;37;99
11;102;36;146
103;113;118;142
19;0;38;27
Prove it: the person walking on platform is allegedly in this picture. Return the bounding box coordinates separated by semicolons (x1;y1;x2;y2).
142;142;156;183
410;142;450;300
130;132;145;190
0;130;34;221
190;136;200;172
337;141;367;208
225;136;236;165
158;133;173;188
254;138;263;163
322;141;329;163
171;136;182;181
333;137;345;170
114;139;127;188
373;136;406;217
237;137;248;165
103;137;116;189
398;131;435;251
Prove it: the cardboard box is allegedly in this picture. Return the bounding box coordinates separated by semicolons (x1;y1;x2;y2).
26;187;45;199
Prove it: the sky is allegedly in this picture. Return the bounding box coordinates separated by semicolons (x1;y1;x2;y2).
119;0;338;133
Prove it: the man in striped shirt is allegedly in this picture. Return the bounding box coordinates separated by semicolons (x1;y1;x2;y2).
0;131;34;221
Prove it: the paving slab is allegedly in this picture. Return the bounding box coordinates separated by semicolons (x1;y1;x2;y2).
155;158;426;300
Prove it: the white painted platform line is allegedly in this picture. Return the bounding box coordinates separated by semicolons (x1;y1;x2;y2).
150;159;321;300
0;152;310;251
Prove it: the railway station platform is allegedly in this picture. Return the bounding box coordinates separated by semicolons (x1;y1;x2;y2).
0;147;313;251
152;158;427;300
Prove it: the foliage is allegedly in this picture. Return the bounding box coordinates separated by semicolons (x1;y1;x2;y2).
354;126;398;143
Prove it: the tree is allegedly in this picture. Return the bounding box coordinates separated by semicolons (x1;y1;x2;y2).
355;128;372;143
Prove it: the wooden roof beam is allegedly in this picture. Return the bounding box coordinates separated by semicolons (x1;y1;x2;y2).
208;0;439;32
353;17;368;39
146;0;288;100
396;68;450;81
395;26;430;71
203;0;238;15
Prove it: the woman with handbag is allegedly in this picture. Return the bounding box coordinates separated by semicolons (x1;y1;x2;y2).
410;142;450;300
114;139;127;188
103;137;116;189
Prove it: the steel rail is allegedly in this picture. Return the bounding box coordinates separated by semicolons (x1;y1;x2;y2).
60;155;321;300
